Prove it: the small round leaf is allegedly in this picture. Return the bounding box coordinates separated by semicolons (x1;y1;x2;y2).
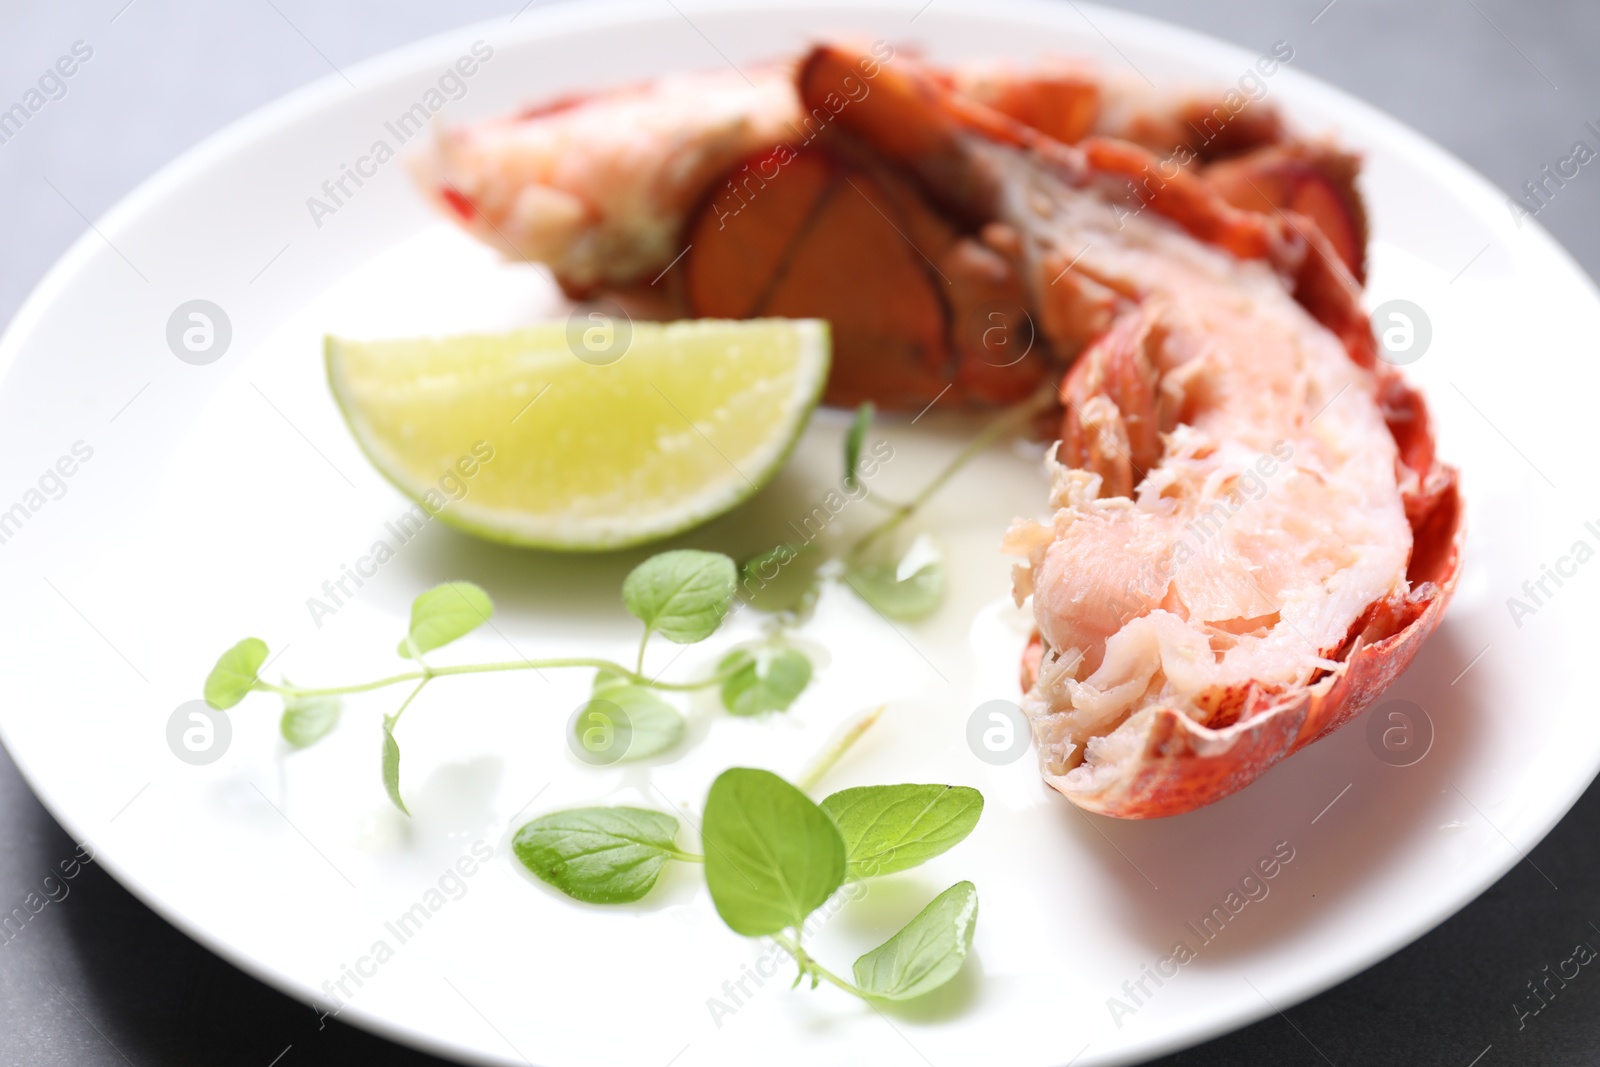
204;638;269;710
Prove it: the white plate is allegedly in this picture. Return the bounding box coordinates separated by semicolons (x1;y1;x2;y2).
1;1;1594;1064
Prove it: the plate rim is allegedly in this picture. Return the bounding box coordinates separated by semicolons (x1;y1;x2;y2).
2;1;1597;1065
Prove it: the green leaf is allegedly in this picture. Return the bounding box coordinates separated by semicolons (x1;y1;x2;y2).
852;881;979;1000
279;693;342;749
844;556;945;621
718;646;813;716
622;550;737;644
570;698;630;765
820;785;983;880
738;544;824;614
701;768;846;937
397;581;492;658
381;720;408;815
591;668;630;695
513;807;684;904
204;638;269;710
585;686;685;762
844;402;874;489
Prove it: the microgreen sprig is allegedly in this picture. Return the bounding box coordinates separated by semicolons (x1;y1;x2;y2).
514;764;984;1004
846;386;1055;563
201;550;815;813
513;709;985;1006
755;387;1056;624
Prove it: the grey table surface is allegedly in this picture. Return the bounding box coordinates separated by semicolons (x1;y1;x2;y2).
1;1;1597;1064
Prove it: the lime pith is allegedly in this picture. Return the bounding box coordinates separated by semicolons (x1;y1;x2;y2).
326;318;830;551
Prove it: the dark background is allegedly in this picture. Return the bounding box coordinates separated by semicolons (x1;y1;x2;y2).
1;2;1595;1064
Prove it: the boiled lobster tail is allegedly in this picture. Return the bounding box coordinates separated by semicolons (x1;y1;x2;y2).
413;43;1461;819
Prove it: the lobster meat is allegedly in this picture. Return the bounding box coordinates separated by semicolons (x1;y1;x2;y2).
413;45;1461;818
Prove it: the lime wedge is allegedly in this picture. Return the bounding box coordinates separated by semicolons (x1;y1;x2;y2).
326;318;830;551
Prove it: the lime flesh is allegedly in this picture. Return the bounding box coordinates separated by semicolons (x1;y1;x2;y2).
326;318;830;550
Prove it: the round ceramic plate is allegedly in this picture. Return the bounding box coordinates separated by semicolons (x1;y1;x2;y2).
1;1;1593;1064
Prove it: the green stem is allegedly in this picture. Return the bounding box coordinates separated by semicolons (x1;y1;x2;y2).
771;931;869;998
387;676;430;729
796;705;884;794
858;484;912;512
666;849;704;864
258;672;428;698
848;384;1056;563
256;657;740;701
